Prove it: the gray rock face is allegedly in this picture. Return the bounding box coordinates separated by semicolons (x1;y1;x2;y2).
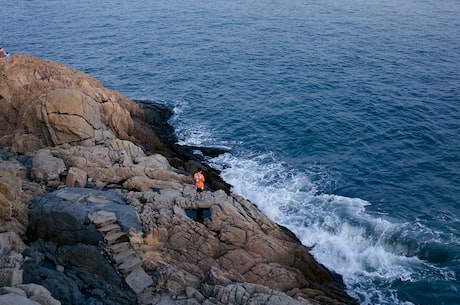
27;188;142;246
22;241;136;305
31;149;67;184
24;188;142;305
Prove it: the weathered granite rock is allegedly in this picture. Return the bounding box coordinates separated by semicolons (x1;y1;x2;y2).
0;55;359;305
127;188;358;305
47;140;193;193
65;167;87;188
0;155;45;235
36;88;111;146
123;176;184;192
31;149;66;184
0;161;28;234
125;269;154;294
27;188;142;245
0;232;60;305
201;282;308;305
24;189;141;304
0;54;151;154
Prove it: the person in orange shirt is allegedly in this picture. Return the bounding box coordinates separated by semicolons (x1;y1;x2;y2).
193;169;205;199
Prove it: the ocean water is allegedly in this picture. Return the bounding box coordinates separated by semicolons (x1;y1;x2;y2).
2;0;459;304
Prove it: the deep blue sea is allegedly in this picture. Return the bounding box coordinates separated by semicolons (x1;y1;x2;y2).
2;0;459;304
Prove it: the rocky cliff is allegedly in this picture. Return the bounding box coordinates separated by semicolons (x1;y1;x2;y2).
0;54;359;305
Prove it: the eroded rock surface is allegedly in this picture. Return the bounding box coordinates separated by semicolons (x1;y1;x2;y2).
0;55;359;305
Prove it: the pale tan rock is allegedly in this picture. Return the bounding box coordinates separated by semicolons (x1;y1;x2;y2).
31;89;110;147
31;149;66;183
123;176;183;191
112;248;136;264
106;138;146;162
88;210;117;227
135;154;172;171
53;145;176;187
208;266;233;286
104;231;129;244
97;223;121;234
53;146;122;184
129;228;144;249
107;242;130;255
0;161;31;234
218;249;259;275
117;256;142;274
244;262;307;292
133;188;351;304
16;283;61;305
144;169;192;185
0;54;145;153
65;167;87;187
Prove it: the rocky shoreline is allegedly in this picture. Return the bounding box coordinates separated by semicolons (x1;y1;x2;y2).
0;54;359;305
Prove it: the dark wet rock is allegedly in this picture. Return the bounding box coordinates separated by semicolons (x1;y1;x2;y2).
22;241;136;305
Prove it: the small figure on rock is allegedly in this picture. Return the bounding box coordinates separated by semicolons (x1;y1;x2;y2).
193;169;205;199
0;46;10;59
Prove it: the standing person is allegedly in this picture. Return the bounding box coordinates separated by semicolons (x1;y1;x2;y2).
194;169;205;199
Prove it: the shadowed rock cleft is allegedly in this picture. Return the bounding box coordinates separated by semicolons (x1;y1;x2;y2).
185;208;211;223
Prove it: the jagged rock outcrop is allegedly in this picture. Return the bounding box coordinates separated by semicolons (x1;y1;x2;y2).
0;55;359;305
0;152;45;235
24;189;143;304
0;54;165;154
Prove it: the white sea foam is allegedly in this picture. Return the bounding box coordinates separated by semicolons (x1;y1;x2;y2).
170;105;447;305
169;100;215;146
209;151;425;305
169;99;237;149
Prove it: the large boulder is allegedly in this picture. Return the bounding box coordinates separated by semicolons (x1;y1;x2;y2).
0;54;156;154
31;88;113;147
27;188;142;245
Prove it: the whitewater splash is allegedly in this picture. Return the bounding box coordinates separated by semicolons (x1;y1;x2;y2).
169;100;453;305
208;151;428;305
